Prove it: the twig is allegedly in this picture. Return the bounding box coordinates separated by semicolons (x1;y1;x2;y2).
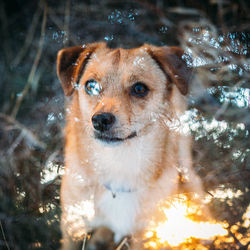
217;0;227;33
204;169;250;188
47;6;78;45
0;2;13;64
0;221;10;250
228;226;244;248
12;1;43;67
41;175;61;194
82;234;87;250
10;1;47;119
64;0;70;46
0;113;45;149
115;237;129;250
206;190;214;197
214;80;245;120
6;131;24;155
134;0;173;27
44;150;60;169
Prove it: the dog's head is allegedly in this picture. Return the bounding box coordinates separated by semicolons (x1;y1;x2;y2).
57;43;192;144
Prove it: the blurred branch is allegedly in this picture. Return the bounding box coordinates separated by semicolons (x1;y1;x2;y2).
217;0;227;33
82;234;87;250
205;170;250;188
214;79;245;120
228;226;245;249
12;1;43;67
10;1;47;119
6;131;24;155
115;237;130;250
41;175;61;193
240;0;250;18
47;6;78;45
0;113;45;150
134;0;173;26
0;2;13;64
168;7;203;15
44;150;60;169
0;221;10;250
64;0;70;47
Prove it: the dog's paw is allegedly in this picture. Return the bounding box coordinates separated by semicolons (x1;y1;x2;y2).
86;226;114;250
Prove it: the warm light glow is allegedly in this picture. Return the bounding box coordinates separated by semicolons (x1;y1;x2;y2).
144;195;228;248
64;199;95;240
242;205;250;228
204;187;243;203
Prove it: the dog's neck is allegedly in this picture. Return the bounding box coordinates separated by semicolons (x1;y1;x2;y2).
90;126;166;191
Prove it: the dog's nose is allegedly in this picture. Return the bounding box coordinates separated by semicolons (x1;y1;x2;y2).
92;113;116;132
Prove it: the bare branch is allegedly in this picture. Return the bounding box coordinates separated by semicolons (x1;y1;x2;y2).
0;113;46;149
0;221;10;250
47;6;79;45
63;0;70;47
0;2;13;64
10;1;48;119
12;1;43;67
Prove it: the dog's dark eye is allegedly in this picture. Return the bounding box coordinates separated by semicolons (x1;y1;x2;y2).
130;82;149;97
85;79;102;96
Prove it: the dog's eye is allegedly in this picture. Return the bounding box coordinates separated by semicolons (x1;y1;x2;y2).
130;82;149;97
85;79;102;96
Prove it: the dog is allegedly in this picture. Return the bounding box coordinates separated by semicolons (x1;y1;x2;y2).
57;43;204;249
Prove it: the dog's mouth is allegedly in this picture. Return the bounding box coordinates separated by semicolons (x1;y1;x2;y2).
94;131;137;143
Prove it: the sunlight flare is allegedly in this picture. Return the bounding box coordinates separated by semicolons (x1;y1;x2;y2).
144;196;228;248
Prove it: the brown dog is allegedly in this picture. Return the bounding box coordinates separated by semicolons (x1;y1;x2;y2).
57;43;203;249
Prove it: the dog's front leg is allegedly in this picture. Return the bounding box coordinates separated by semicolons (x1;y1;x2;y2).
60;208;88;250
60;173;96;250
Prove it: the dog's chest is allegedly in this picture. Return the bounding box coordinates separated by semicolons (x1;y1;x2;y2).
97;189;141;241
89;141;151;240
89;134;162;238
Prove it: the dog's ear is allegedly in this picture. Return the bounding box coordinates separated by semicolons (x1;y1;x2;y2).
57;43;105;96
147;46;192;95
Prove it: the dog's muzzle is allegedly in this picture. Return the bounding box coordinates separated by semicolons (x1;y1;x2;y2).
92;113;137;143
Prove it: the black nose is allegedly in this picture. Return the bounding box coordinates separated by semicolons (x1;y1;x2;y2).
92;113;116;132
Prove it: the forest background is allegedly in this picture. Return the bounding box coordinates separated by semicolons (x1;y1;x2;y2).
0;0;249;249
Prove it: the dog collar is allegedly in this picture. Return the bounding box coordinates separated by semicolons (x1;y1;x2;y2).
103;183;136;198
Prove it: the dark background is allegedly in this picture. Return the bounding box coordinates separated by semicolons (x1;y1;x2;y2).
0;0;249;249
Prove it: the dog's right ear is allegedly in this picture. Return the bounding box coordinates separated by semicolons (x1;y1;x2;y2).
57;43;105;96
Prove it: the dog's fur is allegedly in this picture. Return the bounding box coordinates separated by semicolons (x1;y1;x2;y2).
57;43;203;249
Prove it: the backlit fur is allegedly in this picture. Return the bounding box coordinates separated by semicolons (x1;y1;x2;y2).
57;43;203;249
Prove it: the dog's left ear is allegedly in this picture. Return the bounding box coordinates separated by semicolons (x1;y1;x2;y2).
148;46;192;95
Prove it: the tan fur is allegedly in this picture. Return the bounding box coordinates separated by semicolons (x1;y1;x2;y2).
57;43;203;249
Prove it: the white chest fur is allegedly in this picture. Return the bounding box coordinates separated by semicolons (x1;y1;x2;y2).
89;133;161;241
96;190;140;242
92;132;159;191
